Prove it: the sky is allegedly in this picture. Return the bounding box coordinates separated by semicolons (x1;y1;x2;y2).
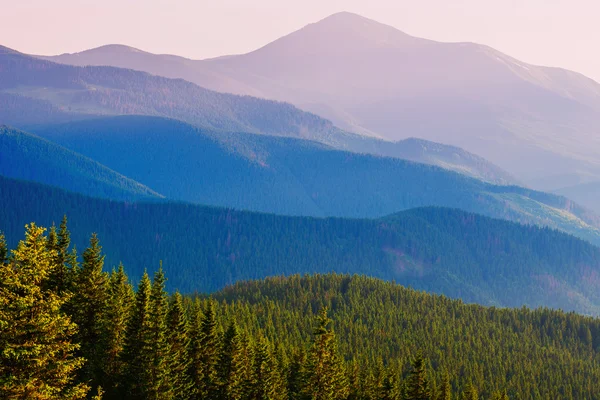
2;0;599;81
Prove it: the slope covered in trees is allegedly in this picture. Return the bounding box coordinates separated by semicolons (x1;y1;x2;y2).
26;116;600;244
3;175;600;314
2;226;599;399
0;125;161;201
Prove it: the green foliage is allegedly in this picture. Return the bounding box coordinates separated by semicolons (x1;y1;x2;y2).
0;224;88;399
5;223;600;399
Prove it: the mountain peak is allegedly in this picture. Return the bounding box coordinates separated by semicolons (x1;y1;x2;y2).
59;44;147;57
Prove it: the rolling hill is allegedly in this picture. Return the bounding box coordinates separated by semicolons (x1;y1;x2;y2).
28;116;600;245
42;12;600;193
3;175;600;315
0;125;160;200
0;44;517;185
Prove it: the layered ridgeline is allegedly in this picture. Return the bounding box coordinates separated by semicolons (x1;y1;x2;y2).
2;224;600;399
3;175;600;315
28;116;599;244
0;45;517;185
41;12;600;195
0;125;160;200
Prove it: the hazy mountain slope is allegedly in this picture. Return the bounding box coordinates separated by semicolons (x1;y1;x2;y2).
29;116;600;244
0;44;345;143
0;125;160;200
3;175;600;314
43;13;600;191
555;181;600;214
32;45;518;186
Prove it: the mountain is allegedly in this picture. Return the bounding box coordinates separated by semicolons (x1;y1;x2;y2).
3;175;600;315
28;116;600;244
0;44;514;186
555;181;600;214
42;13;600;193
0;44;344;143
0;125;160;200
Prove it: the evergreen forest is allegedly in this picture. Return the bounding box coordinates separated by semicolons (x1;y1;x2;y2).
2;222;600;399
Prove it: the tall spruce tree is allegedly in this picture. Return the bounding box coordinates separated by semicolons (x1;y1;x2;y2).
252;335;288;400
99;264;134;398
122;271;152;399
217;321;239;399
71;233;109;390
146;267;173;400
197;300;220;399
167;292;193;400
404;355;431;400
0;224;88;399
437;372;451;400
303;307;348;400
227;332;254;400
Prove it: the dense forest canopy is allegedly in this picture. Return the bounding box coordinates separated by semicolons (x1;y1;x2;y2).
1;223;599;399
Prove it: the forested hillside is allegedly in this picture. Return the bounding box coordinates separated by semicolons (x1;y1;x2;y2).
3;175;600;315
26;116;600;244
2;225;600;399
0;125;161;200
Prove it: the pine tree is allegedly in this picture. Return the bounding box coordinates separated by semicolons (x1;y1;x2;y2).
167;292;194;400
146;267;172;400
252;335;288;400
437;372;451;400
287;348;307;400
303;307;348;400
122;271;152;399
99;264;134;398
404;355;431;400
0;223;89;399
71;233;109;390
197;300;220;399
217;320;239;399
233;332;256;400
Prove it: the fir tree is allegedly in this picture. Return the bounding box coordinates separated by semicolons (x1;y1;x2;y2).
437;372;451;400
252;335;288;400
404;355;431;400
0;223;88;399
226;330;254;400
287;348;307;400
122;271;152;399
146;267;172;400
99;264;134;398
167;292;193;400
197;300;220;399
71;233;109;390
304;307;348;400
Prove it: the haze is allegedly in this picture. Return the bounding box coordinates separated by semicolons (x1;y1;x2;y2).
3;0;599;82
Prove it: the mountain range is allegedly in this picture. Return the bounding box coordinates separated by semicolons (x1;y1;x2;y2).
40;12;600;209
23;115;600;245
0;44;519;186
3;174;600;315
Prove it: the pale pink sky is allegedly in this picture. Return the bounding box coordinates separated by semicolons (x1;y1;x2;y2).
2;0;599;81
